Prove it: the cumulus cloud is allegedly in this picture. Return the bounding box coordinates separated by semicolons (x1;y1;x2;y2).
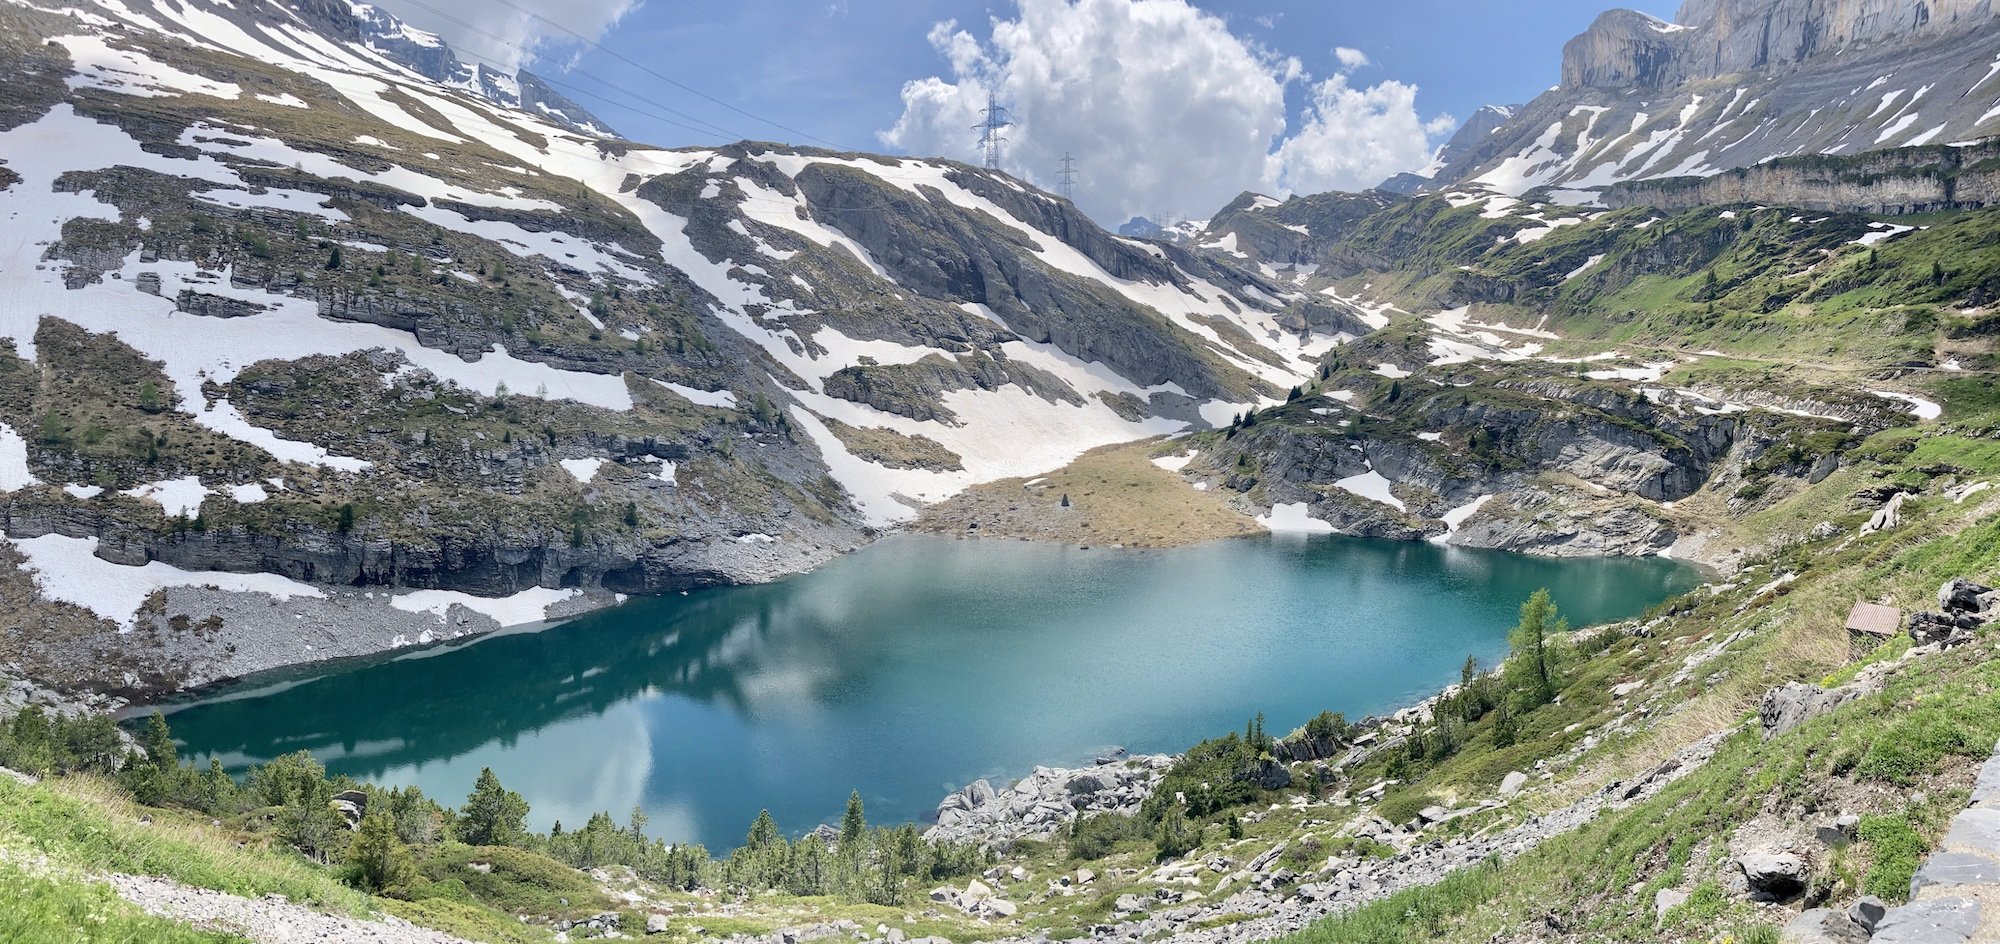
378;0;641;73
880;0;1452;224
1266;74;1458;199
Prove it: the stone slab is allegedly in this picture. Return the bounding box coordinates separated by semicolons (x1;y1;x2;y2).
1870;897;1981;944
1911;852;2000;895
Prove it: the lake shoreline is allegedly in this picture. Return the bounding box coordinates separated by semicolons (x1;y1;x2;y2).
157;533;1703;850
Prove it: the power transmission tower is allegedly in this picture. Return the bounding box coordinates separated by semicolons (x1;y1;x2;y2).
973;92;1011;171
1057;151;1078;202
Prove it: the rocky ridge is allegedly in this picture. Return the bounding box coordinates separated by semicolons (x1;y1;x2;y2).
1410;0;2000;200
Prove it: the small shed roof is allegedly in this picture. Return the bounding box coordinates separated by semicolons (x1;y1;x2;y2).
1846;601;1903;637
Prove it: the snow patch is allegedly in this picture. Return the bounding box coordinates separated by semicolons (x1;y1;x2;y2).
1256;502;1333;534
1871;390;1941;421
120;476;208;518
559;458;605;483
6;533;325;632
387;586;582;628
1334;468;1405;512
0;425;40;492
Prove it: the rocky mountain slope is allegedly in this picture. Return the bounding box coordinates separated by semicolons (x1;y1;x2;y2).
0;0;1347;702
1408;0;2000;200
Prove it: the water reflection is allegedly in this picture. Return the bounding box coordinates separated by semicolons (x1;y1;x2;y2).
162;534;1698;848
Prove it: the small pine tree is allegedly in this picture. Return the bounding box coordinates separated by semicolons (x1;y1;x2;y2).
336;503;356;534
325;246;342;270
138;711;177;769
457;767;529;847
1386;380;1402;403
746;809;780;850
1286;385;1302;402
345;812;413;893
1506;589;1569;709
840;790;866;851
1933;260;1947;286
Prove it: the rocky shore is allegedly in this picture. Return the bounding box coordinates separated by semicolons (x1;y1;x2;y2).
926;751;1177;848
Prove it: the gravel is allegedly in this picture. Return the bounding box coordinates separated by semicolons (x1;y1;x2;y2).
101;872;481;944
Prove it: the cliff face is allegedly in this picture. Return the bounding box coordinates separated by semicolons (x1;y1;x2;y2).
1429;0;2000;198
1678;0;1997;75
1564;0;1999;90
1603;139;2000;212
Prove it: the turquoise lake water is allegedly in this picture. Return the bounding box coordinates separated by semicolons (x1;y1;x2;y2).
160;533;1699;849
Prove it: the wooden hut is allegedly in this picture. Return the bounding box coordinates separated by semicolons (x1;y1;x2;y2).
1845;601;1903;657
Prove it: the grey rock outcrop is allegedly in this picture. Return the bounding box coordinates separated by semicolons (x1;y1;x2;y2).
1761;680;1870;739
927;754;1174;847
1908;577;1996;648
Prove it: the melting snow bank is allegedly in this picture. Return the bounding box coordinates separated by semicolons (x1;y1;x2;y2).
1871;390;1942;421
386;587;583;627
1334;468;1406;512
0;425;40;492
1257;502;1335;533
5;534;325;632
1431;495;1495;543
2;531;646;700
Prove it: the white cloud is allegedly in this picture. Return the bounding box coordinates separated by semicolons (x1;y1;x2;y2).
377;0;641;73
880;0;1451;224
1266;74;1458;198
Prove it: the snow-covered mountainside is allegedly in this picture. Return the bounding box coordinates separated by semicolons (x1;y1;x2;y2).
317;0;615;136
1416;0;2000;200
0;0;1349;692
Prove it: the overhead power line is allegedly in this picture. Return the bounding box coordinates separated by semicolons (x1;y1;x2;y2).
388;0;745;141
476;0;848;150
973;92;1010;171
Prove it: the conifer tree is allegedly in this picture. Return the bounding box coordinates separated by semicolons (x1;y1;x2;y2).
458;767;529;847
840;790;866;851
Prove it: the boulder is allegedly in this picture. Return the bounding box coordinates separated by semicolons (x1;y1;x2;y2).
1939;578;1994;615
1247;843;1288;874
1499;771;1530;797
1816;815;1860;847
1246;759;1292;790
983;898;1018;918
645;913;670;935
1862;492;1906;533
1113;894;1149;914
1782;907;1870;944
331;789;368;828
1655;888;1688;923
1760;681;1866;739
1738;851;1809;901
1850;896;1887;933
1910;610;1984;648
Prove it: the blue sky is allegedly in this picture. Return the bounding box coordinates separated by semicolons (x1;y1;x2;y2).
394;0;1674;219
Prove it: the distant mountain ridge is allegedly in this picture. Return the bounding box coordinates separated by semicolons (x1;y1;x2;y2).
1402;0;2000;198
304;0;617;135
